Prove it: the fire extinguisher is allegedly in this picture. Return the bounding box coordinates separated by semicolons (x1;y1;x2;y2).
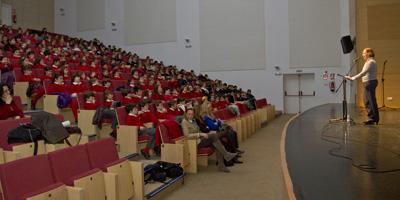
329;81;336;92
12;8;17;24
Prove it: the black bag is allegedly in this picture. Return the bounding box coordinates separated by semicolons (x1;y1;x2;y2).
144;163;167;183
144;161;184;183
158;161;184;178
8;124;43;155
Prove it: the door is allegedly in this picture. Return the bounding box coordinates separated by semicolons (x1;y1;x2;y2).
284;73;316;113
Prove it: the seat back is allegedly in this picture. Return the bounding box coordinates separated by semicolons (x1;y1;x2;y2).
48;145;92;185
113;91;123;102
159;120;184;144
255;98;268;108
116;106;127;125
236;103;249;115
32;68;45;77
77;93;85;109
111;80;128;91
0;118;32;150
85;138;119;169
13;68;23;81
12;95;23;110
223;108;237;120
0;155;56;200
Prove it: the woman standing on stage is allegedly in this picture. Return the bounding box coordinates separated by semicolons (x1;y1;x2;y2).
345;48;379;125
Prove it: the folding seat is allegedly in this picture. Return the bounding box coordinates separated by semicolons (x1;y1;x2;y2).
120;72;131;80
0;118;46;163
159;120;214;174
77;92;112;137
32;68;45;77
223;108;246;142
12;69;30;106
0;155;80;200
86;138;145;200
236;103;253;138
42;81;75;123
48;145;110;200
113;91;123;102
111;80;128;91
115;107;141;155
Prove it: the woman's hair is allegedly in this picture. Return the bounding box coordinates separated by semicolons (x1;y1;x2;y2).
364;48;375;58
200;99;213;119
0;83;13;104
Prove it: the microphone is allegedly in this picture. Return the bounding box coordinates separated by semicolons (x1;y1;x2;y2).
352;57;360;62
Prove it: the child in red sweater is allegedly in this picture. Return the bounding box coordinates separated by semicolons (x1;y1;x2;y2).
125;103;156;159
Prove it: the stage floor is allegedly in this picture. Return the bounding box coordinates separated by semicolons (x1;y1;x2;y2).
285;104;400;200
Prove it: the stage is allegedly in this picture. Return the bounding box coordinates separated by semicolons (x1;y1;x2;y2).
284;104;400;200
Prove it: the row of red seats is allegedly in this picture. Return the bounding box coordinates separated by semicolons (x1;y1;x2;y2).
0;138;136;200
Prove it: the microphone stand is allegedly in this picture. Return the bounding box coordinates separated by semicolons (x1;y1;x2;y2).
380;61;387;109
333;60;359;122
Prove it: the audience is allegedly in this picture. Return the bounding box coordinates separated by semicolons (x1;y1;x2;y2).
181;108;238;172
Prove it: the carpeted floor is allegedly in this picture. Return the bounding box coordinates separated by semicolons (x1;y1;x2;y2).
163;114;293;200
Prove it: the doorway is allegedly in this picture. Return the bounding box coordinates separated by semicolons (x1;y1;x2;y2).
283;73;316;113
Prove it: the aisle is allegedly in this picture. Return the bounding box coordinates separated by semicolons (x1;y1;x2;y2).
164;115;293;200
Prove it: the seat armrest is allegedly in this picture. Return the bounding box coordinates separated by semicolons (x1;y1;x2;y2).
103;172;118;200
129;161;145;200
66;186;84;200
4;150;20;162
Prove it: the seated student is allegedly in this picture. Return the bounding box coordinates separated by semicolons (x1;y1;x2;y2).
69;73;88;94
181;108;237;172
47;73;68;94
166;100;180;119
40;67;53;81
121;88;141;105
89;78;106;92
0;57;14;85
60;66;71;82
20;66;45;110
111;69;124;80
125;103;156;159
83;91;118;133
0;83;24;120
176;98;186;115
102;79;113;91
217;95;229;110
51;59;61;73
103;90;117;108
163;89;174;101
155;100;168;120
138;100;158;125
226;94;240;116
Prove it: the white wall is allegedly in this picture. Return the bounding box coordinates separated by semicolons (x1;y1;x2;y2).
54;0;356;111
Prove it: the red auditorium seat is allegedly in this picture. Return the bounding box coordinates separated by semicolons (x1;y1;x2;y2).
48;145;108;200
86;138;135;200
0;155;70;200
0;118;46;163
114;106;140;155
159;120;214;173
111;80;128;91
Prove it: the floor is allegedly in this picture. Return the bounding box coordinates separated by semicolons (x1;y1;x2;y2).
285;104;400;200
163;115;292;200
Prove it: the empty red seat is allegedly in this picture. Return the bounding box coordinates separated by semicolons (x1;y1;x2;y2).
48;145;99;186
0;155;65;200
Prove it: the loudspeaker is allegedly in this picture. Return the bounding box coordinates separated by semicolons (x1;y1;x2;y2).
340;35;353;54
